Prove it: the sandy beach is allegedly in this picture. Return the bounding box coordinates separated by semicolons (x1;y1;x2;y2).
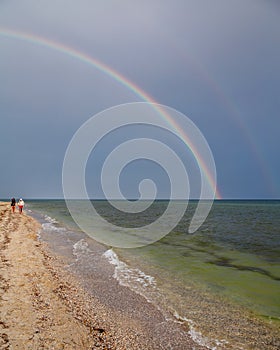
0;202;208;350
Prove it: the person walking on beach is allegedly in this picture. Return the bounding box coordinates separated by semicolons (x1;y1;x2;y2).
18;198;25;214
11;197;16;213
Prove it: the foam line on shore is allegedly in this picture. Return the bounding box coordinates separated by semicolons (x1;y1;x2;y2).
103;249;157;294
103;248;225;349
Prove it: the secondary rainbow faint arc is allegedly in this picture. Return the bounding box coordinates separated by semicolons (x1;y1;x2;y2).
0;28;222;199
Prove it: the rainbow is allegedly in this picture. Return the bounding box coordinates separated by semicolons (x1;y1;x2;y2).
169;42;277;197
0;28;221;199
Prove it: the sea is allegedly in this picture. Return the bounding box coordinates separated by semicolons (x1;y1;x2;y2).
26;200;280;349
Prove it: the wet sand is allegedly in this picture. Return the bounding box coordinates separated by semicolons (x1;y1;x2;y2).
0;202;206;350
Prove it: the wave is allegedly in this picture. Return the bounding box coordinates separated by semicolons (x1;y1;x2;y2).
173;311;230;350
41;214;66;233
103;249;227;349
103;249;157;300
73;239;92;261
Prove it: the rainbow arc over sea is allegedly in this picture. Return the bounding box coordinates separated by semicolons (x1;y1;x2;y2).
0;28;221;199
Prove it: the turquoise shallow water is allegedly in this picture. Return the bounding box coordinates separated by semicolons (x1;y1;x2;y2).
27;199;280;348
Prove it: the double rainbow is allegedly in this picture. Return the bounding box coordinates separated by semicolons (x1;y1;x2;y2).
0;28;221;199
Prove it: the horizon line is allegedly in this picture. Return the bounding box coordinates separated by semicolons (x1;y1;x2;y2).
2;198;280;201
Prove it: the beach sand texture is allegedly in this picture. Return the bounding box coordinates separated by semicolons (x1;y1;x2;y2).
0;202;114;349
0;202;206;350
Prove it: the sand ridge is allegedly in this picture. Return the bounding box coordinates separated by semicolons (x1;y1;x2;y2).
0;202;115;349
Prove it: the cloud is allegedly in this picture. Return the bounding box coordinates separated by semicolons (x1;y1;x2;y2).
0;0;279;198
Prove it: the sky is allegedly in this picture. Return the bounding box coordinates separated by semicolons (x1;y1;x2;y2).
0;0;279;199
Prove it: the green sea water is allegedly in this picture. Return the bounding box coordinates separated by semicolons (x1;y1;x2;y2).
28;200;280;348
119;200;280;319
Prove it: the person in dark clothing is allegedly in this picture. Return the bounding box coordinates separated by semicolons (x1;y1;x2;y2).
11;198;16;213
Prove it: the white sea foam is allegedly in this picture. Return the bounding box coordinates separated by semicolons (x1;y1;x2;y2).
104;248;231;350
173;311;229;350
41;222;66;232
41;215;66;233
103;249;156;293
44;215;58;224
73;239;92;261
